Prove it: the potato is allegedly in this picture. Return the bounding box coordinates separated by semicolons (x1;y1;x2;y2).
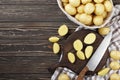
73;39;83;51
58;73;70;80
84;33;96;44
75;14;81;20
69;0;80;7
93;16;103;26
98;68;110;76
61;0;69;3
81;0;92;4
102;11;107;19
65;4;77;15
95;4;105;16
49;36;60;42
104;0;113;12
63;2;68;6
94;0;104;3
78;13;92;25
110;50;120;60
53;43;60;54
76;51;85;60
68;52;75;63
85;46;93;59
110;73;120;80
84;3;95;14
110;61;120;70
58;24;68;36
98;27;110;36
77;5;84;14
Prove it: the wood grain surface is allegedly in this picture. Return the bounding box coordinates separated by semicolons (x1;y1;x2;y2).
0;0;119;80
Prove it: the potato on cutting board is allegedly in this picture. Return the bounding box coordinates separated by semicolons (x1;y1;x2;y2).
48;29;109;75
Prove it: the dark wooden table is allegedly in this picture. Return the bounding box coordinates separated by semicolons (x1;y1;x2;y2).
0;0;119;80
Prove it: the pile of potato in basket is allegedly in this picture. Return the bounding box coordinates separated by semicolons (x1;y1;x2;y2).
61;0;113;26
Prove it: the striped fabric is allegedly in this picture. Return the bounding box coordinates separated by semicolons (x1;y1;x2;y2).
51;5;120;80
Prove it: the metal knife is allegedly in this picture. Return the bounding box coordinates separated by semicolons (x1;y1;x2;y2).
77;31;112;80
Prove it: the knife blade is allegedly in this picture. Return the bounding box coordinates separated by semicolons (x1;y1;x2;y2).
77;31;112;80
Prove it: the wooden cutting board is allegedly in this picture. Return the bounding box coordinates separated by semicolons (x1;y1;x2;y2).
48;29;109;75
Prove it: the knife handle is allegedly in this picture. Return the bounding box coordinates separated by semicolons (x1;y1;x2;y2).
77;66;89;80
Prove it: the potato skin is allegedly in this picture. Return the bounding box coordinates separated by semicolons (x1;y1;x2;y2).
84;3;95;14
69;0;80;7
104;0;113;12
93;16;103;26
65;4;77;15
95;4;105;16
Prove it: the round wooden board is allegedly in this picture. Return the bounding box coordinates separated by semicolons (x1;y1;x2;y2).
48;29;109;75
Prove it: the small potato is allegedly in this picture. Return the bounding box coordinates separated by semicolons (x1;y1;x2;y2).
63;2;68;7
84;33;96;44
76;51;85;60
102;11;107;19
110;50;120;60
98;68;110;76
49;36;60;42
53;43;60;54
65;4;77;15
85;46;93;59
68;52;75;63
84;3;95;14
104;0;113;12
110;73;120;80
95;4;105;16
58;24;68;36
94;0;104;3
75;14;81;20
110;61;120;70
81;0;92;4
61;0;69;3
98;27;110;36
77;5;84;14
58;73;70;80
93;16;104;26
79;13;92;25
69;0;80;7
73;39;83;51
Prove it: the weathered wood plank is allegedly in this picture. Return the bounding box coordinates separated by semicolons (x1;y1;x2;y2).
0;73;51;80
0;5;68;22
0;0;119;5
0;0;56;5
0;56;59;73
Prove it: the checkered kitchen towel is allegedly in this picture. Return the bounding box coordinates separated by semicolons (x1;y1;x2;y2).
51;5;120;80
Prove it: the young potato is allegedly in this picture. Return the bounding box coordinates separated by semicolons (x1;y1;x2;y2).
77;5;84;14
76;51;85;60
49;36;60;43
94;0;104;3
98;68;110;76
58;73;70;80
58;24;68;36
63;2;68;7
84;33;96;44
110;73;120;80
110;50;120;60
102;11;107;19
95;4;105;16
61;0;69;3
53;43;60;54
81;0;92;4
98;27;110;36
69;0;80;7
79;13;92;25
68;52;75;63
104;0;113;12
110;61;120;70
93;16;104;26
75;14;81;20
65;4;77;15
84;3;95;14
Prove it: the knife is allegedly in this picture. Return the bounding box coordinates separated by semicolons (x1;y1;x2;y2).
77;31;112;80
